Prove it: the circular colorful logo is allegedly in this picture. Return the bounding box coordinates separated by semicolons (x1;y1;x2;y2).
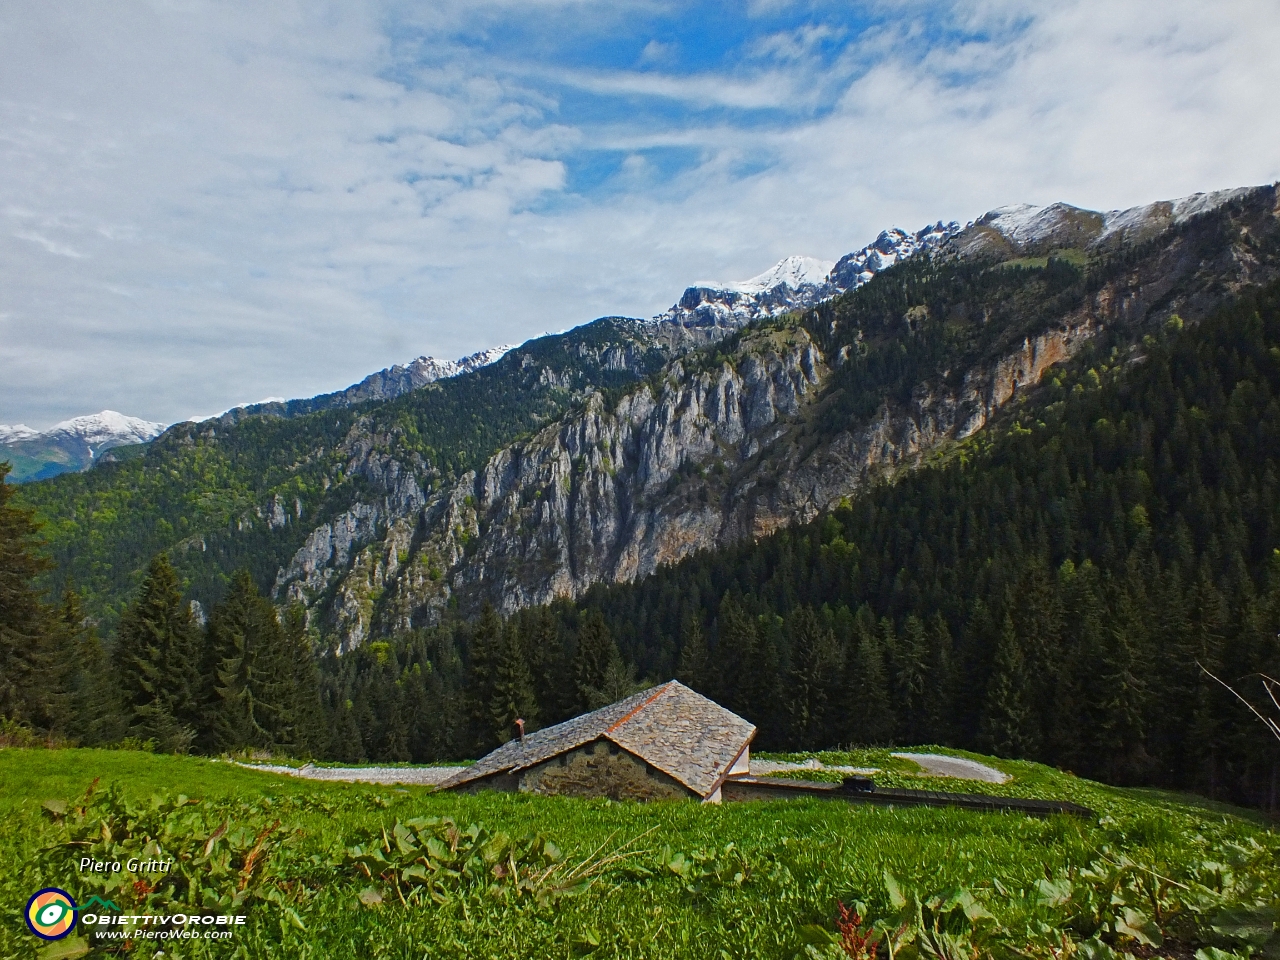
25;888;78;940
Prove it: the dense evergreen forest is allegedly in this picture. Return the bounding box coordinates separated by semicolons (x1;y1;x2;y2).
312;278;1280;807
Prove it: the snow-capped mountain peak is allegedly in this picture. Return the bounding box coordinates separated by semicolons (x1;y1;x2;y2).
696;255;836;295
659;221;961;332
0;423;39;443
1;410;168;482
43;410;167;450
0;410;166;453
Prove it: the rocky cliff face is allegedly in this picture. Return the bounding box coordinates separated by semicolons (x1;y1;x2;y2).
265;184;1280;649
273;309;1098;646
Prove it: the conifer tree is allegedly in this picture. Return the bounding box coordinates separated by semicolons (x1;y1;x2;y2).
785;606;842;749
1015;563;1062;754
466;604;503;746
489;618;538;741
894;615;929;744
980;613;1038;758
923;612;956;745
115;554;204;752
57;588;125;744
676;615;710;693
523;608;571;725
282;604;325;756
381;692;411;762
714;594;760;717
0;461;58;728
844;606;895;745
328;696;365;763
205;570;291;751
573;609;619;710
1088;574;1152;783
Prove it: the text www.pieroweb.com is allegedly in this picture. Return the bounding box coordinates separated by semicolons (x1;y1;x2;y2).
92;928;234;941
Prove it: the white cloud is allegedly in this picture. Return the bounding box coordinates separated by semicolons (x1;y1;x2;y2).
1;0;1278;429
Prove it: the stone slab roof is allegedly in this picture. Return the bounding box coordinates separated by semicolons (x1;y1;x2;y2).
440;681;755;799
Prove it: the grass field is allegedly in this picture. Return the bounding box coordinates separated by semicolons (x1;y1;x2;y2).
1;748;1276;959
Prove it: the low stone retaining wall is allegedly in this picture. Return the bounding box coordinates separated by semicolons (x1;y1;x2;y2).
720;776;1094;818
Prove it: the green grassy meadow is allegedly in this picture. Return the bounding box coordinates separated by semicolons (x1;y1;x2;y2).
1;748;1277;959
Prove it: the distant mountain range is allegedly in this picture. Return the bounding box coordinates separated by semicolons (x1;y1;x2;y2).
17;181;1275;651
0;347;517;483
0;411;166;482
4;184;1258;490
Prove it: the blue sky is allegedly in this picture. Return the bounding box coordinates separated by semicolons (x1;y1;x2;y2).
2;0;1279;427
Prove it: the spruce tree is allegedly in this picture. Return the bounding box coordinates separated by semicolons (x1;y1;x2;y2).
676;615;710;693
923;612;956;745
328;697;365;762
282;604;325;756
206;570;290;751
980;613;1038;758
845;608;895;745
489;618;538;741
466;604;503;746
785;606;842;749
0;461;58;728
573;609;619;711
713;594;760;717
894;615;929;744
114;554;204;752
58;589;126;744
1087;573;1152;783
523;608;571;725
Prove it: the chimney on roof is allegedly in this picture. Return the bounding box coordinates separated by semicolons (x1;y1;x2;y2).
516;718;526;743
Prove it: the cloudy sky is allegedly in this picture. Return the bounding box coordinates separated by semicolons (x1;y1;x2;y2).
2;0;1279;428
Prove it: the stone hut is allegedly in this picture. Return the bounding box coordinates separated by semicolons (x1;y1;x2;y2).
440;681;755;803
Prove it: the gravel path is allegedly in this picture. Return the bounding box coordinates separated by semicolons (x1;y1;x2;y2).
891;752;1011;784
239;763;466;786
748;759;879;776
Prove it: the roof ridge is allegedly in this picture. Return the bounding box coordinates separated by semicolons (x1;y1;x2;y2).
604;682;671;734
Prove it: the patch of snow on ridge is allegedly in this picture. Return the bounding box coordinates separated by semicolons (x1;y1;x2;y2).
1171;186;1257;223
980;187;1261;249
1098;186;1259;242
976;203;1046;243
401;344;517;382
828;222;959;289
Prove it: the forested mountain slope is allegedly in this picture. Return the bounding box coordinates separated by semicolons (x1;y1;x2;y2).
326;260;1280;806
15;317;697;628
297;186;1280;648
575;275;1280;800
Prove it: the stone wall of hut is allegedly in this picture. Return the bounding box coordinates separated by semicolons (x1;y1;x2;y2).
519;739;691;801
